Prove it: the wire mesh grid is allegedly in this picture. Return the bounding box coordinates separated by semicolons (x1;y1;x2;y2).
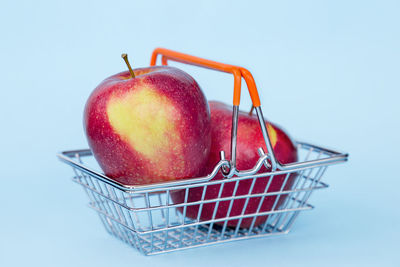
59;141;346;255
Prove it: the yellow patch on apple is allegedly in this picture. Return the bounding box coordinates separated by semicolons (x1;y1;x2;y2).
107;87;184;174
266;123;278;148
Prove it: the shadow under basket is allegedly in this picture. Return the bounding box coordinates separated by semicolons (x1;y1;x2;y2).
57;141;347;255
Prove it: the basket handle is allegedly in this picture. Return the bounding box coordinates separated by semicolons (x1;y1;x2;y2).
150;48;281;175
151;48;261;107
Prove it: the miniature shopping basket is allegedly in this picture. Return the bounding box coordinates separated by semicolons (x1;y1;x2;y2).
57;48;348;255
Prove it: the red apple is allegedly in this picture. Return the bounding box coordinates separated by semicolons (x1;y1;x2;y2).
84;66;211;185
171;101;298;228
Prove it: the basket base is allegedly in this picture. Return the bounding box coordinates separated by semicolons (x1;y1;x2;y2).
94;206;302;255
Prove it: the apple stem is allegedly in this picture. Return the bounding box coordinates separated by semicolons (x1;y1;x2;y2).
121;53;136;78
249;105;255;116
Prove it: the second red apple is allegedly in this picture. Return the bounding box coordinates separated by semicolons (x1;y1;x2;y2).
171;101;298;228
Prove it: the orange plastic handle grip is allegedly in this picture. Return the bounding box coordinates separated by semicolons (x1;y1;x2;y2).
150;48;261;107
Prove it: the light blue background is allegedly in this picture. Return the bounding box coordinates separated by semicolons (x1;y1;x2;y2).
1;0;399;266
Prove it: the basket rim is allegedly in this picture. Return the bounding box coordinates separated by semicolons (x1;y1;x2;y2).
57;141;348;193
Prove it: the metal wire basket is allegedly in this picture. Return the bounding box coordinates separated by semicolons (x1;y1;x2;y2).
58;48;348;255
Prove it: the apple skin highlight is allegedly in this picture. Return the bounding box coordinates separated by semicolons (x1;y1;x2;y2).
171;101;298;228
84;66;211;185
